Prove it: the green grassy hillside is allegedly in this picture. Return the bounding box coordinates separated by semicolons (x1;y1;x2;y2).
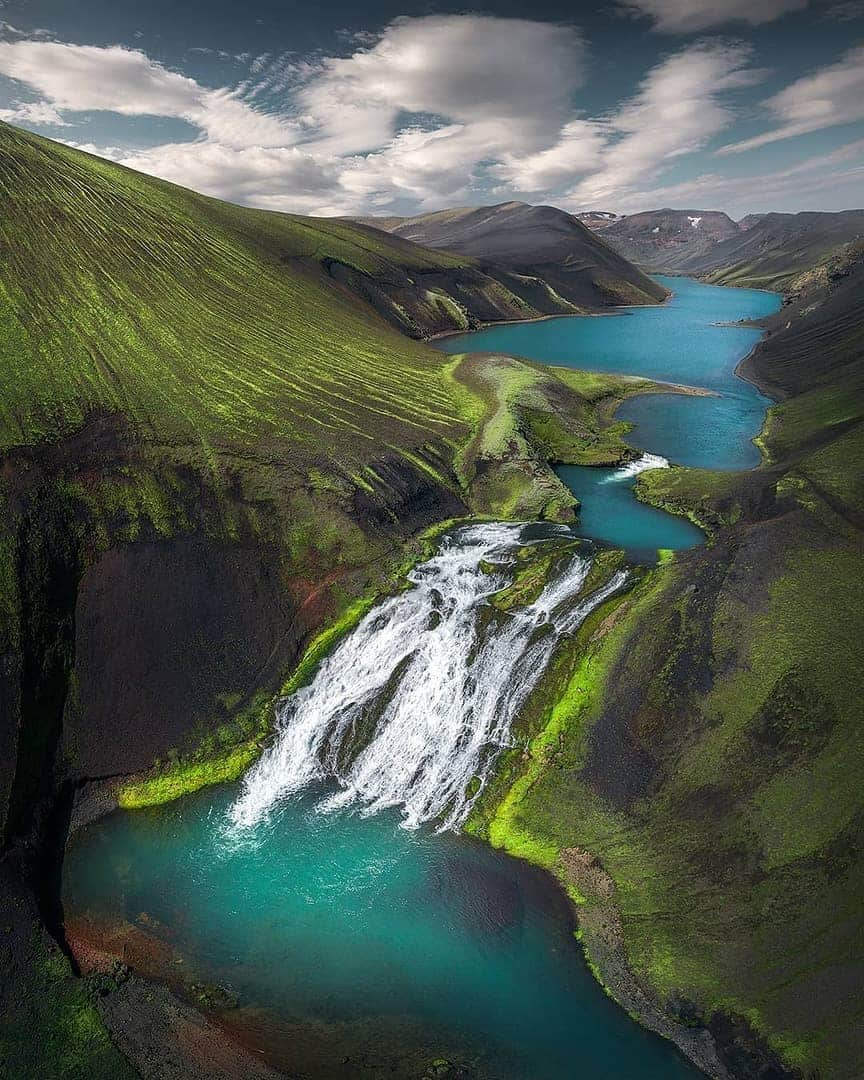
0;122;473;458
470;247;864;1077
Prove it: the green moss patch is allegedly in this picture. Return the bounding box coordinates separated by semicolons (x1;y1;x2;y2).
117;742;260;810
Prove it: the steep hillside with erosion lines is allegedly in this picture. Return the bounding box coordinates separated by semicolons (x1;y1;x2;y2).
353;200;668;309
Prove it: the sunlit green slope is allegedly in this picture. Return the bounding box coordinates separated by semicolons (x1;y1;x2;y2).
0;121;476;460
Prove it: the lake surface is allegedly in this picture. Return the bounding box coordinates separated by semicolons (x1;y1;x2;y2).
438;276;781;556
65;784;699;1079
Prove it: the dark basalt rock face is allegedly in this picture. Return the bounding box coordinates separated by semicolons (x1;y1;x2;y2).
0;413;468;1078
65;538;305;780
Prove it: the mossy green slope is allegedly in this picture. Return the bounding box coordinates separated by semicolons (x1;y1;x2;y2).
0;122;474;458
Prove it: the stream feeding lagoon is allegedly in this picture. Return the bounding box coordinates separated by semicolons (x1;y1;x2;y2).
64;277;779;1078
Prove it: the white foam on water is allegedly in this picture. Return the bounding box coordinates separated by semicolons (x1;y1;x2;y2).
229;522;627;833
600;453;669;484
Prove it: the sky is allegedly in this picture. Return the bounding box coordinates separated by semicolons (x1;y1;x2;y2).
0;0;862;218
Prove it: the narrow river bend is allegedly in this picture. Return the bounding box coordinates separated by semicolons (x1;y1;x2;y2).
63;277;780;1079
439;275;781;557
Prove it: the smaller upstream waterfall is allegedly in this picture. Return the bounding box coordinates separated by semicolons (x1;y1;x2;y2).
600;452;669;483
230;522;627;833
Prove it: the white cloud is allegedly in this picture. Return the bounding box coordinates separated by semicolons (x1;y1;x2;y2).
0;40;296;147
296;15;586;156
718;44;864;154
618;0;809;33
328;34;761;211
589;137;864;214
0;19;591;212
0;100;67;125
0;16;851;219
566;42;761;205
492;119;607;193
0;21;53;39
287;14;590;208
339;125;487;207
77;139;347;214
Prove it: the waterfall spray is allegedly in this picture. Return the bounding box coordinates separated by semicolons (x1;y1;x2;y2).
230;522;627;833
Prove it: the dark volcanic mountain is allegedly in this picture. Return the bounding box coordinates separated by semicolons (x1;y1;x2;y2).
599;208;741;272
600;207;864;290
352;201;668;308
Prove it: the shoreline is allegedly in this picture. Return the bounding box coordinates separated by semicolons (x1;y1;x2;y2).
426;284;674;344
427;307;636;344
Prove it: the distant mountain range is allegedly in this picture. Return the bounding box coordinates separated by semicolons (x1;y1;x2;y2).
350;201;668;309
357;201;864;298
594;207;864;290
598;208;740;269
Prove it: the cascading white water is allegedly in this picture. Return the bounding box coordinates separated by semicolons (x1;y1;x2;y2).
229;522;628;834
601;452;668;483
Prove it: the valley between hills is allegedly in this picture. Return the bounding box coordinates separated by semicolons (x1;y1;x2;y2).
1;121;863;1080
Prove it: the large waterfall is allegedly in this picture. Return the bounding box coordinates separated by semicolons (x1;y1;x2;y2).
230;522;627;833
